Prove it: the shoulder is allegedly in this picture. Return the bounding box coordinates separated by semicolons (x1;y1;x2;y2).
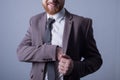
65;9;91;21
65;9;92;25
69;12;92;29
71;13;92;24
65;9;93;29
29;12;46;24
31;12;46;20
68;12;93;35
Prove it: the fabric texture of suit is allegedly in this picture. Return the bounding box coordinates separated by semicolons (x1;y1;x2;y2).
17;9;102;80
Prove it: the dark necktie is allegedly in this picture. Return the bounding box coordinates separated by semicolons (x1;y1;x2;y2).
44;18;55;44
44;18;55;80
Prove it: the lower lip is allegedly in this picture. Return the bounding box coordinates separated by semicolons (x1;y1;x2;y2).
49;3;55;6
48;4;56;9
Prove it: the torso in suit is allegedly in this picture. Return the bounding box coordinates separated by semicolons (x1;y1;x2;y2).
17;9;102;80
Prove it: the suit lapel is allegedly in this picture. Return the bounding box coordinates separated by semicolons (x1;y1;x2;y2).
38;13;47;45
62;10;73;54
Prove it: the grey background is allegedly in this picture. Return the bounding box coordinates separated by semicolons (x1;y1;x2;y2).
0;0;120;80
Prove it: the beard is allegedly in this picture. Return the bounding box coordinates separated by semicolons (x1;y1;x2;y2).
42;1;64;15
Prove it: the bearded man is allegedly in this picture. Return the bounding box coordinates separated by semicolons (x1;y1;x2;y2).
17;0;103;80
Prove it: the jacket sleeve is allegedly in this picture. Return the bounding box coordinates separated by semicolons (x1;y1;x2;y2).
71;18;102;78
16;18;57;63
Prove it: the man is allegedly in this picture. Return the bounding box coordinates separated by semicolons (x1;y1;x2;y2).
17;0;102;80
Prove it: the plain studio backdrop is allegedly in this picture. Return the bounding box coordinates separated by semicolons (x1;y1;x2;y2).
0;0;120;80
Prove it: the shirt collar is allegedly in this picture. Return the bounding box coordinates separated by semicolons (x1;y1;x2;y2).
47;8;65;23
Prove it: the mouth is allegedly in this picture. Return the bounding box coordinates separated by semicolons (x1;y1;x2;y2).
47;2;58;7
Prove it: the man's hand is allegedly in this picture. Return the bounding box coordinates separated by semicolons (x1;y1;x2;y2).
56;47;63;61
58;54;74;75
56;47;74;75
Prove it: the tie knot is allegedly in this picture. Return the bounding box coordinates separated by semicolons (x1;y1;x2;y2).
47;18;55;25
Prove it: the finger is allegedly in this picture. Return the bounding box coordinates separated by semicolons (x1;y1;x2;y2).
58;61;69;74
60;57;69;63
61;54;71;59
60;56;71;67
58;66;67;75
58;53;63;61
58;61;67;70
59;57;72;68
59;59;70;70
59;67;68;75
58;64;65;74
58;62;64;69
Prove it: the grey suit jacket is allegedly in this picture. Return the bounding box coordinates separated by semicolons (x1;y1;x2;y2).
17;10;102;80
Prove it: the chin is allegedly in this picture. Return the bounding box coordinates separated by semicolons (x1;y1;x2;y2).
46;8;61;15
43;4;63;15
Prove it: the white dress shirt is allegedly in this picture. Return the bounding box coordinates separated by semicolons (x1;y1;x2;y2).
45;8;65;80
48;9;65;47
